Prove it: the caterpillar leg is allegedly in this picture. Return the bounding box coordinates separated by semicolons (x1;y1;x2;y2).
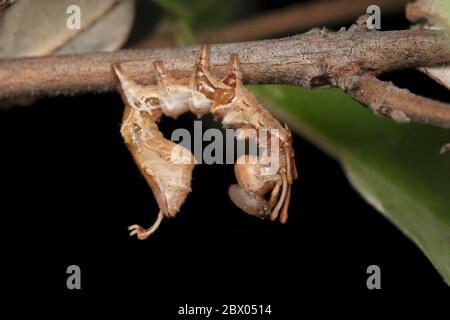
269;173;288;222
111;63;160;113
193;45;238;110
268;181;282;208
192;44;219;100
222;53;242;88
128;211;164;240
279;127;297;223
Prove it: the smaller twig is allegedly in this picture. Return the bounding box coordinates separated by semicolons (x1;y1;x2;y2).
338;66;450;128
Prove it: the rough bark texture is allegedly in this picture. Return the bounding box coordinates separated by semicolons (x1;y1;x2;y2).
0;29;449;99
0;0;15;13
338;70;450;128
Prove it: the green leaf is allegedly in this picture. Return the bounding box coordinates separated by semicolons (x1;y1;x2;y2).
172;19;198;46
151;0;249;46
251;85;450;285
151;0;244;31
152;0;192;23
434;0;450;28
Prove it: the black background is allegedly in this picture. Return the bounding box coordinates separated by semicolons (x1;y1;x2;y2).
1;0;449;302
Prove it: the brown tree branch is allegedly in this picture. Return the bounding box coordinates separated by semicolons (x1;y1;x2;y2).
1;29;449;96
1;28;450;127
